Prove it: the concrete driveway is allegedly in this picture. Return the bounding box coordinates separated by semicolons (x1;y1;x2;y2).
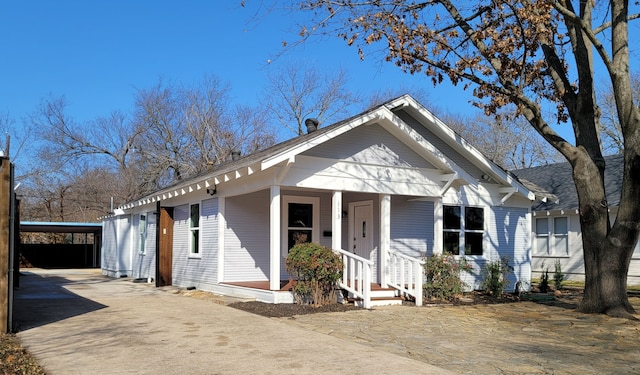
13;269;451;375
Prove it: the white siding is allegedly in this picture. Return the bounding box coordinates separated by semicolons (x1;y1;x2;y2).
117;215;133;276
390;197;434;258
132;211;157;280
171;199;219;289
224;190;270;282
394;109;484;178
477;206;530;292
302;123;435;169
101;216;119;276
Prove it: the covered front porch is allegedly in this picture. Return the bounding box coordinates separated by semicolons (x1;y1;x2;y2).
218;188;427;308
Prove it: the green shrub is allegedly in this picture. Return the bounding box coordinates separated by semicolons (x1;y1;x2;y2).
481;257;514;296
423;253;473;301
553;260;565;290
285;242;343;307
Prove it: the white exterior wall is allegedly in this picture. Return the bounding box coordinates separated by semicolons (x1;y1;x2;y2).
130;210;157;281
101;216;119;277
101;214;133;278
532;208;640;286
390;196;434;258
224;190;270;282
171;199;219;289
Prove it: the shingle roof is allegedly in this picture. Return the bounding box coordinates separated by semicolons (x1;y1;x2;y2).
511;154;624;212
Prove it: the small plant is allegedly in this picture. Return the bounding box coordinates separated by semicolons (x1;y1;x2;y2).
285;242;343;307
423;253;473;301
481;257;514;296
553;260;565;290
539;269;550;293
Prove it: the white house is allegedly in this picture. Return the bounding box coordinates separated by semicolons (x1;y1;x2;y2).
513;154;640;286
101;95;536;307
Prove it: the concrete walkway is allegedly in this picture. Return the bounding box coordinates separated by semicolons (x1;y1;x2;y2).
13;269;451;375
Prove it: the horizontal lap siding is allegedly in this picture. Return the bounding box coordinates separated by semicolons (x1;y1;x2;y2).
390;197;433;258
117;215;132;275
475;206;530;292
101;217;119;274
394;110;484;177
172;199;219;289
225;190;270;282
302;124;435;169
132;211;157;280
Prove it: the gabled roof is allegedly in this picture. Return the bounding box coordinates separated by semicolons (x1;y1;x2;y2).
511;154;624;212
117;94;534;211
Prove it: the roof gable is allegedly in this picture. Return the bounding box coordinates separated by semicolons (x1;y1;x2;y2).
118;95;534;210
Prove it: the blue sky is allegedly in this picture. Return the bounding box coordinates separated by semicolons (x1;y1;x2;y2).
0;1;480;133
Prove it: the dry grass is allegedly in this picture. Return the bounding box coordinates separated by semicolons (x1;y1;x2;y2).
0;334;45;375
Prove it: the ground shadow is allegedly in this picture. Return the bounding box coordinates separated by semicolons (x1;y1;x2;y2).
12;271;107;332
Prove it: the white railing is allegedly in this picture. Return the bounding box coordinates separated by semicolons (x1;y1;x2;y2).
334;248;373;309
386;249;425;306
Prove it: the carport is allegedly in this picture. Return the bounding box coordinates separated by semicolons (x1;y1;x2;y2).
19;222;102;268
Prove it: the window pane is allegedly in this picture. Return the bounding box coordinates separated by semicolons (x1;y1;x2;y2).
443;206;461;229
443;232;460;255
553;235;567;255
554;217;568;234
190;204;200;228
288;203;313;228
465;207;484;231
465;232;483;255
288;229;312;250
535;218;548;235
191;229;200;254
536;236;549;255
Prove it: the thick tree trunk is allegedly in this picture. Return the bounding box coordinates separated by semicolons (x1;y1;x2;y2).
579;232;635;317
574;153;638;318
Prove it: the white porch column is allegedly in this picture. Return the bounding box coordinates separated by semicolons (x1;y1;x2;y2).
380;194;391;288
433;199;443;255
331;191;342;251
217;196;226;283
269;185;281;291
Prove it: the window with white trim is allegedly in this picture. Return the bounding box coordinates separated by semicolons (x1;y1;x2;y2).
139;214;147;254
443;205;484;256
190;203;200;256
535;216;569;256
282;196;319;254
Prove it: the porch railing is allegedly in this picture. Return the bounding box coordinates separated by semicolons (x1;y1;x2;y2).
334;248;373;309
385;249;425;306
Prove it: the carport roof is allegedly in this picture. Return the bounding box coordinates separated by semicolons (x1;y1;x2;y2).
20;221;102;233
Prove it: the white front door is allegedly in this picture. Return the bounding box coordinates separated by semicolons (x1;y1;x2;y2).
349;201;373;260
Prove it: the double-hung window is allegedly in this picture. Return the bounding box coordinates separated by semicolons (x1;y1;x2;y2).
282;196;319;254
535;216;568;256
190;203;200;256
443;205;484;256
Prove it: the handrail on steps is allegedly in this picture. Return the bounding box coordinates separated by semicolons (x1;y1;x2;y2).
334;248;373;309
385;249;425;306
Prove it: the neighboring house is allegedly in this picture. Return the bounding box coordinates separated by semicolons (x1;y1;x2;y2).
101;95;535;307
512;154;640;285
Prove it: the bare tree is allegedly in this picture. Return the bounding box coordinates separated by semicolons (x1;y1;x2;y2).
443;110;562;170
297;0;640;317
261;61;360;136
134;76;276;185
598;73;640;155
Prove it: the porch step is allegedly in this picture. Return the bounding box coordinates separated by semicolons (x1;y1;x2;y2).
346;296;404;307
341;283;405;307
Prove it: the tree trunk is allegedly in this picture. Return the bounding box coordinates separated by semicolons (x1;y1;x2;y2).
580;231;636;318
574;153;638;318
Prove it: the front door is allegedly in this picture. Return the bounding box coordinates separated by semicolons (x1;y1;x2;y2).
157;207;174;287
349;201;373;260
